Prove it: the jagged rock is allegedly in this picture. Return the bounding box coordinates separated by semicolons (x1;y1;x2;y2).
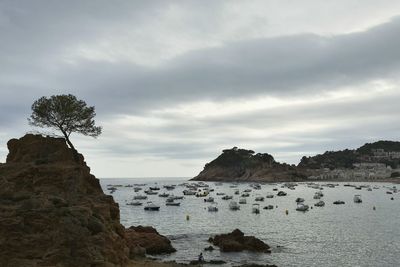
209;229;271;253
0;134;175;267
125;226;176;255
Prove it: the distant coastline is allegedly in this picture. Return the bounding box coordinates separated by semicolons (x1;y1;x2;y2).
192;142;400;182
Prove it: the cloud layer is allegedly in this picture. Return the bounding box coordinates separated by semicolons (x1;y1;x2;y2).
1;1;400;177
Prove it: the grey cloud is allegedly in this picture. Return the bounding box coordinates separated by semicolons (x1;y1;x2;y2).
96;89;400;165
49;17;400;116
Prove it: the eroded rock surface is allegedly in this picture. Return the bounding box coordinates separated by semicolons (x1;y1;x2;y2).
125;226;176;255
0;134;175;267
209;229;271;253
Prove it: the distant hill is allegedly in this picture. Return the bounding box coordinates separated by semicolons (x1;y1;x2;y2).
191;147;309;182
192;141;400;182
299;140;400;170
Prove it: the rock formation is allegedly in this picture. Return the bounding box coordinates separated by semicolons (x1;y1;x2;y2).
192;147;308;182
208;229;271;253
125;226;176;255
0;134;175;267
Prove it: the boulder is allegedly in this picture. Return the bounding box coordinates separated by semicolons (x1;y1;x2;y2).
209;229;270;253
125;226;176;255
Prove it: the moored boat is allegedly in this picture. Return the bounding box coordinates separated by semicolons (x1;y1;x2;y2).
296;203;309;211
144;202;160;211
353;194;362;203
252;203;260;214
229;201;240;210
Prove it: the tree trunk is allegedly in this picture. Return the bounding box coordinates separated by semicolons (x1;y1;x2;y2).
60;129;79;162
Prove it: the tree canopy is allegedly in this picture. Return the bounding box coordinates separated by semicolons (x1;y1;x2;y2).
28;94;102;153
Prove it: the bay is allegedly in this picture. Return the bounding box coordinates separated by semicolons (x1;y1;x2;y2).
100;178;400;267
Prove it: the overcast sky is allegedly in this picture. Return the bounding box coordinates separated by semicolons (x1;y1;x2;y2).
1;1;400;178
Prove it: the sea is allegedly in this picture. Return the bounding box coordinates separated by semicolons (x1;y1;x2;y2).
100;178;400;267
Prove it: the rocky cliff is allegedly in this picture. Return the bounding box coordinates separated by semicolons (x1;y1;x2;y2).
192;147;308;182
0;134;174;267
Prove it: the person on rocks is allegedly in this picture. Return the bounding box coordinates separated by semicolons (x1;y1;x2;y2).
198;252;204;262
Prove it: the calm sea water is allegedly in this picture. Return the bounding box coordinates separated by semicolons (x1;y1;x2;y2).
100;178;400;267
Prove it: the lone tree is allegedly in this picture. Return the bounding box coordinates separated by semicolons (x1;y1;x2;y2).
28;94;102;156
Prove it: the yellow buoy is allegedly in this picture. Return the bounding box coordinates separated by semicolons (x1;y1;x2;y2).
285;209;289;215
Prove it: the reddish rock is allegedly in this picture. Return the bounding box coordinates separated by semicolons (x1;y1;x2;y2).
125;226;176;255
209;229;271;253
0;134;175;267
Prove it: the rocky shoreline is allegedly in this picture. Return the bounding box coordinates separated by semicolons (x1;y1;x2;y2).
0;134;176;267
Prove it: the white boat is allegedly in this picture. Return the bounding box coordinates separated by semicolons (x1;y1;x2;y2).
252;203;260;214
158;192;170;197
296;203;309;211
353;194;362;203
196;189;209;197
266;193;274;198
239;198;247;204
229;201;240;210
314;200;325;207
263;205;274;210
222;195;233;200
144;202;160;211
241;193;250;197
295;197;305;203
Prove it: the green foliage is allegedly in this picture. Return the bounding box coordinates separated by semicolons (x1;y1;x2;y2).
28;94;102;150
206;147;275;169
300;141;400;169
357;141;400;154
299;149;357;169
